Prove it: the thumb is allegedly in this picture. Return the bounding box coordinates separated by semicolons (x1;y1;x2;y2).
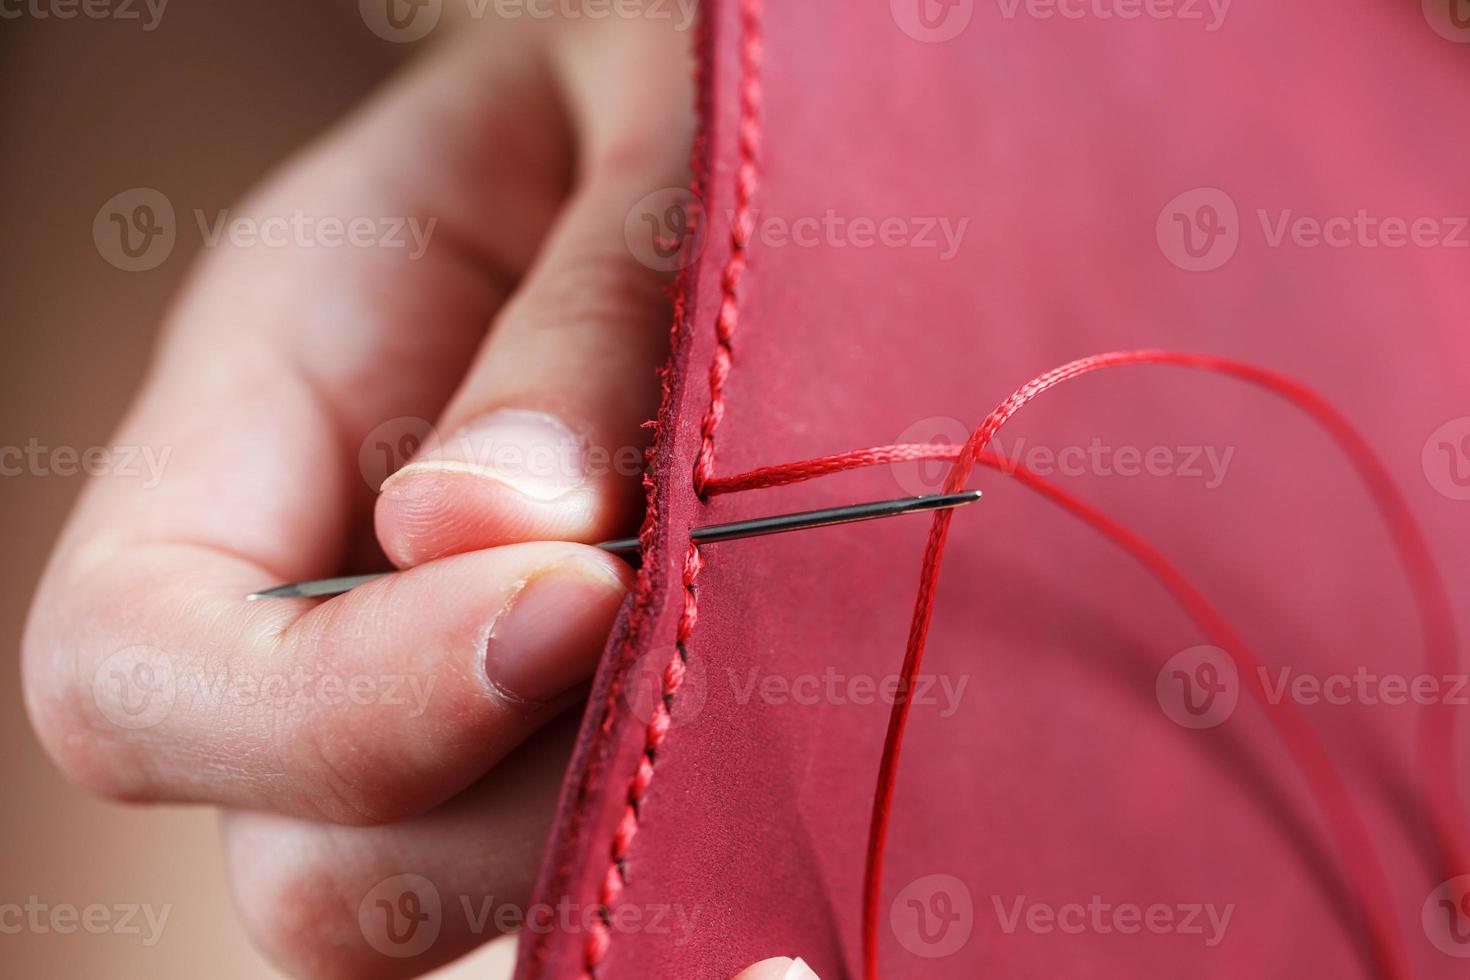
733;957;822;980
375;17;696;567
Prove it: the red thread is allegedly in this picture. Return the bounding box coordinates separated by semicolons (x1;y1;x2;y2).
560;9;1451;979
582;5;761;974
693;0;764;495
584;544;703;978
704;444;957;496
711;351;1462;980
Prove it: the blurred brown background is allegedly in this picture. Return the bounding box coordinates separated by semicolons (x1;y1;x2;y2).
1;3;508;975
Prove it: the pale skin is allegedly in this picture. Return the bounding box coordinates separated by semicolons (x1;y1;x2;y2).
22;6;816;979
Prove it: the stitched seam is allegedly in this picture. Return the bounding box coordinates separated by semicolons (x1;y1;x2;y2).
692;0;763;497
582;2;762;975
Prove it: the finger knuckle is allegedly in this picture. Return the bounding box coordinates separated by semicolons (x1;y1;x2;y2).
224;827;375;980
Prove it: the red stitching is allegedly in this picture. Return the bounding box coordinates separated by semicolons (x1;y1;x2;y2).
693;0;763;496
583;542;703;977
582;2;761;976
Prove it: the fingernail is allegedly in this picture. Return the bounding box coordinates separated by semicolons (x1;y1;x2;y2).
732;958;819;980
390;409;586;501
484;556;628;703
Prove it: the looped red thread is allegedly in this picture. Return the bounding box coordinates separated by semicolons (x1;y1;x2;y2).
710;350;1462;980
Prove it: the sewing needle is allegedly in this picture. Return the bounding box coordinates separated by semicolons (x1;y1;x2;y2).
246;490;981;601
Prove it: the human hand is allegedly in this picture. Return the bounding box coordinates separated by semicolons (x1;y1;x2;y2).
23;7;694;977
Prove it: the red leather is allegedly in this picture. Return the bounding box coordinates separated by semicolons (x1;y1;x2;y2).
517;2;1470;977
